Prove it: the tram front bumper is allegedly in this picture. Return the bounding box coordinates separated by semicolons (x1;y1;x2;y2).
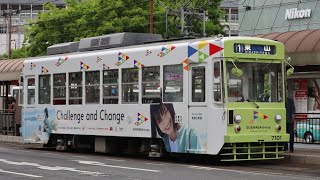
224;134;289;143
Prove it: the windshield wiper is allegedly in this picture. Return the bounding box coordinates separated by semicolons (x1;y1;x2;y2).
247;98;259;109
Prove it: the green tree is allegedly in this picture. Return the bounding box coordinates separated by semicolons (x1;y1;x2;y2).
4;0;224;58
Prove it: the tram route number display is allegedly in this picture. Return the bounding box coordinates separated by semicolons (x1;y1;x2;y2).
234;43;276;55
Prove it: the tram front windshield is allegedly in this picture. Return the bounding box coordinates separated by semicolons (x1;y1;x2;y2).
227;61;283;102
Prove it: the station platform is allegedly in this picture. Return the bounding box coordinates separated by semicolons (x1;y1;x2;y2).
1;135;319;165
283;143;320;165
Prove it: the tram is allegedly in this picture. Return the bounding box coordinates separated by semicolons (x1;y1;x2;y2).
20;33;291;161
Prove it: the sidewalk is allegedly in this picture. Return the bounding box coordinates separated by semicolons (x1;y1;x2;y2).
282;143;320;165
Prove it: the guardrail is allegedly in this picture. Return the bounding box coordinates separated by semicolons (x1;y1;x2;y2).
294;113;320;144
0;110;15;136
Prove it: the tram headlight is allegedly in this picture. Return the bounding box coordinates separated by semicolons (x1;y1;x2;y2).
275;125;281;132
234;114;242;123
235;125;241;133
275;114;282;123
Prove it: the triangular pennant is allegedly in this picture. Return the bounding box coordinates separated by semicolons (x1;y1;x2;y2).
198;51;209;63
264;115;268;119
183;58;188;64
171;46;176;51
254;111;258;114
198;41;209;50
188;46;198;57
183;65;189;71
209;43;223;56
254;115;258;119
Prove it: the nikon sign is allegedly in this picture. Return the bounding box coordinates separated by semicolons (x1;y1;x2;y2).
285;8;311;20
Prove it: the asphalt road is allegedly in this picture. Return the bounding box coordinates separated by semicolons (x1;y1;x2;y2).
0;142;319;180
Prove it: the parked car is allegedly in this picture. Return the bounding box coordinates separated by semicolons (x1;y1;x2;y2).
296;119;320;143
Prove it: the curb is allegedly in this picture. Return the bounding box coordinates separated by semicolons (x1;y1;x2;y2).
284;153;320;165
0;135;23;143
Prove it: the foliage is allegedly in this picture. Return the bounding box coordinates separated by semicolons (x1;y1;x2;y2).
4;0;224;58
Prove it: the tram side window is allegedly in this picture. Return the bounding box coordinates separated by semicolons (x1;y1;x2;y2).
85;71;100;104
163;64;183;102
214;61;222;102
69;72;82;105
192;66;205;102
122;68;139;103
103;69;118;104
27;78;35;105
39;75;51;104
142;66;160;104
53;73;66;105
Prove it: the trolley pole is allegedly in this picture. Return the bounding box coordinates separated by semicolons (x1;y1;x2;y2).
150;0;153;33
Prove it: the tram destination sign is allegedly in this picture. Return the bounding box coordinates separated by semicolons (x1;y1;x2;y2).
234;44;276;55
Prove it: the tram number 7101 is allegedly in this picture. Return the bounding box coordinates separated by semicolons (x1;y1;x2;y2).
271;136;281;141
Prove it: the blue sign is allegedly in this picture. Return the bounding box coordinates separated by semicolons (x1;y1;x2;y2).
234;44;276;55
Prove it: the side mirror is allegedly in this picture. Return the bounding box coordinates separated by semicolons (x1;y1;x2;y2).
286;67;294;76
231;67;243;77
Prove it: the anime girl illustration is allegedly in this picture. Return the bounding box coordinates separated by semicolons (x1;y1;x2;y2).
150;102;201;153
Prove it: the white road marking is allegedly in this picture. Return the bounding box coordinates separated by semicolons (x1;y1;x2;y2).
0;169;42;178
186;165;311;179
145;162;170;166
0;159;103;176
73;160;160;172
104;158;125;162
72;155;89;159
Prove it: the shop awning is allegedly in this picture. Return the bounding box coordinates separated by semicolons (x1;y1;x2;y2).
0;59;25;81
255;29;320;66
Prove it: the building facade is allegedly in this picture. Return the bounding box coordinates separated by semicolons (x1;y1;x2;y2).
220;0;239;36
0;0;65;55
239;0;320;143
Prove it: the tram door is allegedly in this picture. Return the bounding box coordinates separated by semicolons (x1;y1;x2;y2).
188;63;208;153
21;76;36;139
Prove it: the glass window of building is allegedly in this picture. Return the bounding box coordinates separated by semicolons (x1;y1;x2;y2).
69;72;82;105
103;69;119;104
122;68;139;103
142;66;160;103
191;66;205;102
53;73;66;105
39;75;51;104
163;65;183;102
85;71;100;104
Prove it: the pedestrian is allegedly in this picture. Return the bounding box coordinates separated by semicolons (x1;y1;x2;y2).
8;98;16;113
284;96;295;152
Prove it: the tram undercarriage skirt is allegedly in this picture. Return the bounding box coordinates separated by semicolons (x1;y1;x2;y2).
219;142;285;161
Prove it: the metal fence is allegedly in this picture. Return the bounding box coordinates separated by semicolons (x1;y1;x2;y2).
294;113;320;144
0;109;15;135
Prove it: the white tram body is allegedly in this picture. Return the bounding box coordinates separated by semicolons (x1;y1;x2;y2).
20;33;288;160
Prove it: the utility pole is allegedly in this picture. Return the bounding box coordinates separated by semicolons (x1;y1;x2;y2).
8;5;12;59
3;4;20;60
166;7;206;38
150;0;153;33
